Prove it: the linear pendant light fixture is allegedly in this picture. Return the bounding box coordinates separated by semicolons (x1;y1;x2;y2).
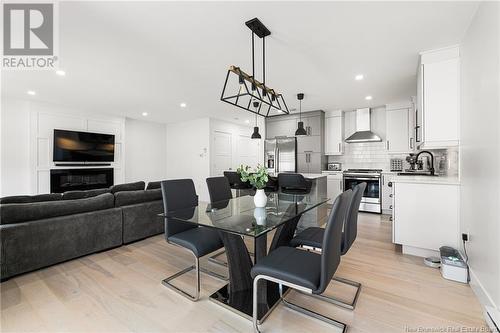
220;18;289;119
295;93;307;136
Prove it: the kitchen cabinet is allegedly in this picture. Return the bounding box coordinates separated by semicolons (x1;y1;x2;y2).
325;173;343;204
266;118;296;138
299;116;322;136
297;152;322;173
393;181;459;256
324;111;344;155
386;108;412;153
381;173;394;214
297;135;322;153
417;46;459;148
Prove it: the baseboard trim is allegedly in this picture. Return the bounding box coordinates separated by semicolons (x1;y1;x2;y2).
469;268;498;310
469;268;500;331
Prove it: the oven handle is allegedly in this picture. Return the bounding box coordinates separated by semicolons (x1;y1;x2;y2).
343;177;380;181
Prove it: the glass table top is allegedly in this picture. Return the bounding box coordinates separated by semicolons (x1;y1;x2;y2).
160;192;329;238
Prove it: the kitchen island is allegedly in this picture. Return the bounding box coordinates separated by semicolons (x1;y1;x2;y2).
268;173;328;231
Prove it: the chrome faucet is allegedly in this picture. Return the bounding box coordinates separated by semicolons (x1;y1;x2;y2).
415;150;435;175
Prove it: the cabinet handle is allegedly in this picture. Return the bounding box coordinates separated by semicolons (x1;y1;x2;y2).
389;216;393;222
388;181;392;187
389;205;393;210
410;137;414;149
338;142;341;152
382;175;385;186
339;181;342;190
389;194;393;198
386;140;390;150
307;126;311;136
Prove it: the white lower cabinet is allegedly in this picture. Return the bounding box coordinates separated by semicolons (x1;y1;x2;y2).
393;182;459;255
326;174;343;204
381;173;394;214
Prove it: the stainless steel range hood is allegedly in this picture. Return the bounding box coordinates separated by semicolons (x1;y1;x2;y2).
345;108;382;143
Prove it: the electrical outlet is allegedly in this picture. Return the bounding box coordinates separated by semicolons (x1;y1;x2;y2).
462;233;469;242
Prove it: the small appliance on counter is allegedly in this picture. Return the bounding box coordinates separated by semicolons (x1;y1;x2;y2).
327;162;342;171
390;158;403;172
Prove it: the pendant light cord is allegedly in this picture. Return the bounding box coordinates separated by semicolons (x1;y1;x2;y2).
263;36;265;87
299;99;302;121
251;32;255;80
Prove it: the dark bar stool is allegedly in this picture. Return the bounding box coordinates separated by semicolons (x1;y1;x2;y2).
251;190;352;333
223;171;253;197
289;182;366;310
263;175;279;194
160;179;227;301
278;173;313;194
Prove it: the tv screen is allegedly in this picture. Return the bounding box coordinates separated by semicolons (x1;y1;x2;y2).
53;129;115;162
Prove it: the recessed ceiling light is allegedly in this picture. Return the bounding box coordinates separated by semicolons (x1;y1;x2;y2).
56;70;66;76
365;95;373;100
245;119;250;124
355;74;364;81
142;112;148;116
27;90;36;96
180;103;187;108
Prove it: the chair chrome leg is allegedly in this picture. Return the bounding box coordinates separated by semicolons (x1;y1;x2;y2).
200;266;228;281
208;249;228;267
162;257;200;301
305;276;361;310
279;284;347;333
253;275;347;333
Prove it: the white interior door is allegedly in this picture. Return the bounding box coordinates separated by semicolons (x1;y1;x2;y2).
237;135;259;168
212;131;232;176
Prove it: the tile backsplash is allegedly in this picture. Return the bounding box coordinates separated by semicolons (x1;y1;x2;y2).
327;143;459;176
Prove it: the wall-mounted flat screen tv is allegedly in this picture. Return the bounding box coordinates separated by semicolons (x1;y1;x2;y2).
53;129;115;162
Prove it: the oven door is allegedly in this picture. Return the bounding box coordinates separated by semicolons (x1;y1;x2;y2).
343;176;381;213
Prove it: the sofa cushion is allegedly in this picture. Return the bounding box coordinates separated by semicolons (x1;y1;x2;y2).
62;188;110;200
109;181;145;194
0;193;115;225
114;189;162;207
0;193;62;204
146;181;161;190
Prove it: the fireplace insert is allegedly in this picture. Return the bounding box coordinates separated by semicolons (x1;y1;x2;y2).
50;168;114;193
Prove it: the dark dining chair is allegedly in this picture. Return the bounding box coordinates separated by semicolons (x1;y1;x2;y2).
223;171;253;197
278;173;313;195
251;190;352;333
289;182;366;310
160;179;227;301
205;176;233;266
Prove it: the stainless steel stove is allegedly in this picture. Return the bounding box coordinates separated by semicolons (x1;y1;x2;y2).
343;169;382;214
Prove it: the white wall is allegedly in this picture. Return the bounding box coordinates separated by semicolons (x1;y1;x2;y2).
460;1;500;311
0;99;31;196
166;117;211;202
125;118;167;184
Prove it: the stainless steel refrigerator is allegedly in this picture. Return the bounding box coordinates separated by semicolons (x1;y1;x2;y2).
265;137;297;174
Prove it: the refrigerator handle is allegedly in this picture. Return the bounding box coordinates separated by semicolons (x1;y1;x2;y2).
276;147;279;173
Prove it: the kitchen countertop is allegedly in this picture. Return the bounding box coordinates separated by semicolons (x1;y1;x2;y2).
269;173;327;180
391;174;460;185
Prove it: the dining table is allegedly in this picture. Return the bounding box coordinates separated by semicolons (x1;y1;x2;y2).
160;192;329;322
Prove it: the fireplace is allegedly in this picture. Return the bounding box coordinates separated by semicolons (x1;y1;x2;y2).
50;168;114;193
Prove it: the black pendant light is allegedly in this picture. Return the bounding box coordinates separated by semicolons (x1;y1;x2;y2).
220;18;289;116
295;93;307;136
251;101;262;139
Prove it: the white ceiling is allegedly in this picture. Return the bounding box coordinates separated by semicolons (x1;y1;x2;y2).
2;1;478;124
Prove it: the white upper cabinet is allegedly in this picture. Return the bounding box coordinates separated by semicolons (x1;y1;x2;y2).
325;110;344;155
417;46;460;148
386;107;411;153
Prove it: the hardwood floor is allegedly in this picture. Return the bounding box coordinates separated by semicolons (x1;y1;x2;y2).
0;213;486;332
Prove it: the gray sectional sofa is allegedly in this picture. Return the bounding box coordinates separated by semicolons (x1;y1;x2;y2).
0;181;164;281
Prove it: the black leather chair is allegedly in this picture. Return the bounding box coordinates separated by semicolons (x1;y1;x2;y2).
263;175;279;193
278;173;313;194
206;176;233;203
289;182;366;309
160;179;226;301
223;171;253;197
251;190;352;333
